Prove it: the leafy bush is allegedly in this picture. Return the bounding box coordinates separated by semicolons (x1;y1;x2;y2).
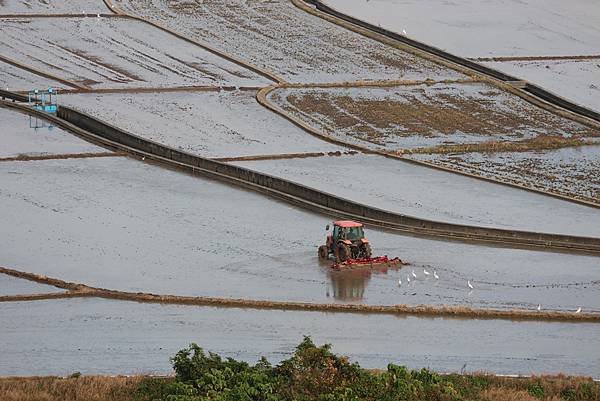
139;336;463;401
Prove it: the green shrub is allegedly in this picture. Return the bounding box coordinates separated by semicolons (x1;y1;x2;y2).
527;383;545;399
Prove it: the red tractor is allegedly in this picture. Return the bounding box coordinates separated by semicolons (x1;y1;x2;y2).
318;220;372;262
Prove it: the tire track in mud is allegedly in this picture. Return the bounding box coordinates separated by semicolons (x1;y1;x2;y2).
1;266;599;323
101;0;285;84
0;54;86;89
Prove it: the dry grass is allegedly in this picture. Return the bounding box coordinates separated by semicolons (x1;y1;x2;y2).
278;87;599;147
1;373;598;401
404;135;597;155
480;387;540;401
0;376;142;401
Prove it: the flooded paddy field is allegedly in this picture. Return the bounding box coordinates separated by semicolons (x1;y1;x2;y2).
482;59;600;113
0;273;63;296
233;153;600;236
0;59;65;91
268;82;598;152
1;156;599;313
0;0;109;15
323;0;600;58
0;16;269;89
323;0;600;112
113;0;465;83
0;107;106;158
60;91;345;158
412;146;600;206
1;298;600;377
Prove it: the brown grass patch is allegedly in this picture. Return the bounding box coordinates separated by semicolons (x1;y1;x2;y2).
280;88;599;147
480;387;540;401
0;376;142;401
404;135;597;155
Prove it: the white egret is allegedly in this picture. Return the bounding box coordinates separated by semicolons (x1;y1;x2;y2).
576;307;582;314
467;280;474;289
411;270;417;278
402;29;407;35
407;275;411;283
398;278;402;286
433;271;439;279
423;268;430;276
537;304;541;311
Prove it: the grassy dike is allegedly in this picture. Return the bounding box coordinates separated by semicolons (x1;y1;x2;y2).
1;338;598;401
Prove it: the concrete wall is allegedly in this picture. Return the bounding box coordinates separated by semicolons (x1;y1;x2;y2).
56;105;600;254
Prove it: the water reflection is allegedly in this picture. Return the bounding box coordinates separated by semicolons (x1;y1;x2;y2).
327;267;395;301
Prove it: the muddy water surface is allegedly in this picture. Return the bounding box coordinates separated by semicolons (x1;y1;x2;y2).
1;298;599;377
1;156;598;313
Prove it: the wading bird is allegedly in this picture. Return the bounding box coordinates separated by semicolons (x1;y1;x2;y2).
423;268;430;276
576;307;582;314
468;280;474;289
433;271;439;279
411;270;417;278
537;304;541;311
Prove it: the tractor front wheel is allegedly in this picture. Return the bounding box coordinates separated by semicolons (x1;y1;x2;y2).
318;245;328;259
337;243;351;263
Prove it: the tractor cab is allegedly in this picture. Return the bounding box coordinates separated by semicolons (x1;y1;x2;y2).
319;220;372;262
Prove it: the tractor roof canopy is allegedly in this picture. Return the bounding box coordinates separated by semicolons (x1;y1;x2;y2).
334;220;363;228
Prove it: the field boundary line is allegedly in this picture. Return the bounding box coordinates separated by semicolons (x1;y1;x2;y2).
214;150;358;162
0;13;119;18
0;152;124;162
1;266;598;323
471;55;600;62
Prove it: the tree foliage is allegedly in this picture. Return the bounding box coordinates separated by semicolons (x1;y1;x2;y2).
139;336;464;401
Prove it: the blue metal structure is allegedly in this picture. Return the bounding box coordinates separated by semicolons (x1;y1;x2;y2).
28;88;58;129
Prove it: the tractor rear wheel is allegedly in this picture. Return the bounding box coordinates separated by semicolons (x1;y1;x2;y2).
337;243;351;263
318;245;328;259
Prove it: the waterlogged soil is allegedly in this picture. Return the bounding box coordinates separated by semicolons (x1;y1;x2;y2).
323;0;600;113
324;0;600;58
269;83;598;151
0;273;63;296
411;147;600;205
484;59;600;113
0;107;106;157
1;157;599;313
114;0;465;83
60;91;345;158
0;0;109;14
233;154;600;237
0;59;65;91
2;298;600;377
0;17;268;89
